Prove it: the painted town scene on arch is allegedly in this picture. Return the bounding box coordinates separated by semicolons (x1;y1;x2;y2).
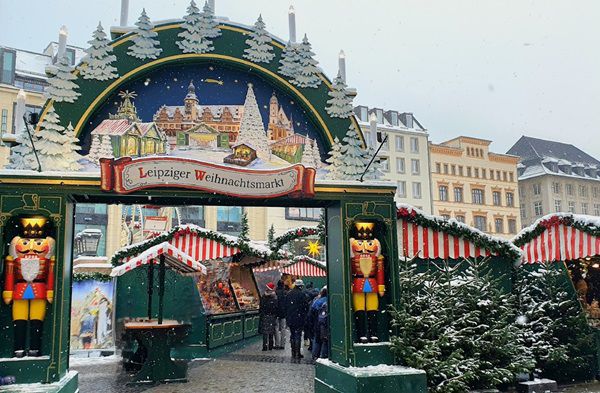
1;1;600;393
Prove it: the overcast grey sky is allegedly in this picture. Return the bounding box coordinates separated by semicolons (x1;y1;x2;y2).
1;0;599;155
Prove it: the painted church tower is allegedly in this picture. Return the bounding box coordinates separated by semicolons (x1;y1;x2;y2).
184;80;199;121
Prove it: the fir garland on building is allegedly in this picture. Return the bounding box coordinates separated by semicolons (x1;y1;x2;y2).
73;272;112;282
271;226;322;251
513;213;600;247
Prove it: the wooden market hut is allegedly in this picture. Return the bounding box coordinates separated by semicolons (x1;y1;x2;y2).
397;204;522;291
111;224;280;358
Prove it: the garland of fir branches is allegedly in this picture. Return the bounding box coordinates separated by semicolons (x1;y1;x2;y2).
271;226;322;251
513;214;600;247
397;206;521;260
73;272;112;282
289;255;327;271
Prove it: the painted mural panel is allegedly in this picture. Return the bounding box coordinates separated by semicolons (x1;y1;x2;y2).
70;280;115;351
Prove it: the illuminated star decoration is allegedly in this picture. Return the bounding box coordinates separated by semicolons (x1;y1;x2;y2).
305;240;321;258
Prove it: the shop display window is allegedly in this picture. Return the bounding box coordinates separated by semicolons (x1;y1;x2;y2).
230;264;260;310
195;260;238;315
568;258;600;327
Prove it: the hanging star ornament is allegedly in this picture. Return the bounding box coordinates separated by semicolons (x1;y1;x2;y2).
305;240;321;258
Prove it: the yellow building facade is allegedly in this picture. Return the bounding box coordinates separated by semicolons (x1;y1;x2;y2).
429;136;521;238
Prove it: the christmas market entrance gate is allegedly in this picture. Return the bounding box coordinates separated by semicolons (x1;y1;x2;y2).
0;179;426;393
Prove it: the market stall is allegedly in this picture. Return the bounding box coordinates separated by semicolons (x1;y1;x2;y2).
397;204;522;291
111;224;278;358
254;255;327;290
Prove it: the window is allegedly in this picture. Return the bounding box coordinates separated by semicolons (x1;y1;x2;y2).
435;163;441;173
534;202;543;216
396;158;405;173
568;201;576;213
390;111;399;126
595;204;600;216
178;206;205;227
474;215;487;231
397;181;406;197
1;109;7;132
494;218;504;233
439;185;448;201
380;157;389;172
533;183;541;195
555;200;562;212
503;172;508;182
411;159;420;175
1;49;16;85
217;206;243;233
458;166;463;176
359;106;368;121
454;187;463;202
582;203;589;215
285;207;320;221
509;172;514;182
520;204;526;219
14;78;45;93
467;167;472;177
496;170;501;180
508;219;517;234
410;137;419;153
455;215;465;223
443;164;448;174
566;184;574;196
451;165;456;175
506;192;514;207
474;168;479;178
65;48;76;65
412;182;422;199
472;189;484;205
552;182;561;193
492;191;501;206
395;135;404;152
579;185;587;197
441;214;451;220
594;187;600;199
490;171;494;180
379;132;389;150
481;168;486;179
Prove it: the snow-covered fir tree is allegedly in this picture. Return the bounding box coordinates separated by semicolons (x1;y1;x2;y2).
301;137;318;168
36;104;69;171
267;224;276;248
291;35;321;88
62;122;82;171
79;22;118;81
326;72;353;118
238;211;250;243
45;56;80;103
325;136;343;180
99;135;115;160
236;84;270;159
127;9;162;60
278;42;301;78
339;124;367;180
363;146;383;181
87;134;102;164
310;138;321;169
177;0;221;54
243;15;274;64
7;126;38;170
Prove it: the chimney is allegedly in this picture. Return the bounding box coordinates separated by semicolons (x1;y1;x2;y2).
14;89;27;133
369;112;378;148
288;5;296;43
57;25;68;61
338;50;346;83
120;0;129;27
208;0;215;14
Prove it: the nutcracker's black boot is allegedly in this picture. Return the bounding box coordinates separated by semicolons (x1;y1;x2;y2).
354;311;368;343
13;320;27;358
28;320;43;357
367;311;379;343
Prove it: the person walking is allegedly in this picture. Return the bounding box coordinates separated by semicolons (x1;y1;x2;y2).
285;279;309;359
311;286;329;360
259;282;278;351
303;282;319;350
274;280;287;350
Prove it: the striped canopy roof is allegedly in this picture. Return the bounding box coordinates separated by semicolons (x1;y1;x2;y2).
254;256;326;277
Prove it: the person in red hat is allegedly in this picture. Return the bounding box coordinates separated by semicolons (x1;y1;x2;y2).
259;282;278;351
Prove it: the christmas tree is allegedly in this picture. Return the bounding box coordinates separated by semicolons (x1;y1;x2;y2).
87;134;102;164
291;35;321;88
300;137;317;168
325;136;343;180
62;122;82;171
198;1;221;39
7;126;38;170
243;15;274;64
311;138;321;169
80;22;118;81
278;42;301;78
36;104;69;171
46;56;80;103
326;72;353;118
317;210;326;243
236;84;270;159
339;124;367;180
267;224;275;248
238;211;250;243
177;1;221;54
99;135;115;160
128;9;162;60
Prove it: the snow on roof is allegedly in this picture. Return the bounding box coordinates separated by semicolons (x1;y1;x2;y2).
518;161;600;182
91;119;161;137
158;104;244;120
14;49;50;79
512;212;600;245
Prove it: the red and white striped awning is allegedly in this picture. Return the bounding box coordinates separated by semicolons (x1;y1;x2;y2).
520;224;600;264
399;219;493;259
168;231;240;261
281;259;327;277
111;242;207;277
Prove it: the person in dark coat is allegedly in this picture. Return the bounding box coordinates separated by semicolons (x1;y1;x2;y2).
311;286;328;360
285;279;309;359
259;282;278;351
274;280;287;350
303;282;319;349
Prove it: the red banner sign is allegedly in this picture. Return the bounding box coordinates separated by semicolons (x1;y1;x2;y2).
99;157;316;198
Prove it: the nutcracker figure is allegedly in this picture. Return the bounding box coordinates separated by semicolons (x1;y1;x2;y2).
350;221;385;343
2;217;55;357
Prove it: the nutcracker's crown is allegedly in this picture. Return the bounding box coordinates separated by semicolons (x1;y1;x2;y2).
354;221;375;239
20;217;48;237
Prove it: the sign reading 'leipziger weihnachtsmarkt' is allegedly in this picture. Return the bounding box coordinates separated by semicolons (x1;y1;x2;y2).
99;157;316;198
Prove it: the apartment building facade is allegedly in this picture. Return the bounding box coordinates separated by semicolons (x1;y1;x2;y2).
354;105;433;213
507;136;600;227
429;136;521;238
